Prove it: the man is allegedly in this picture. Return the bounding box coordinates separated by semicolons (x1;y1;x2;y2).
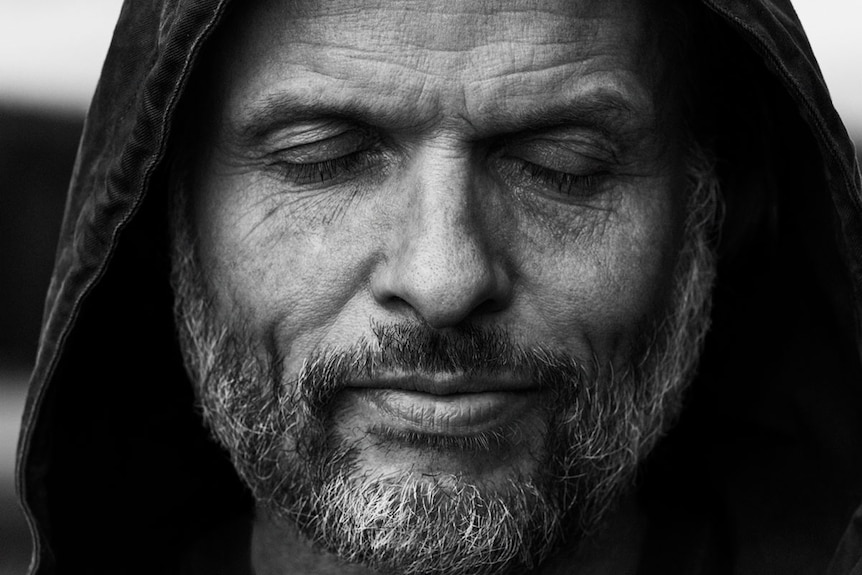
16;0;862;573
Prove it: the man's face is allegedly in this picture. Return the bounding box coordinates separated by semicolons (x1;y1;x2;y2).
174;0;716;572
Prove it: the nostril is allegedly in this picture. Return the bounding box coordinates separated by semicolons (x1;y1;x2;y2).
472;292;511;316
371;253;512;328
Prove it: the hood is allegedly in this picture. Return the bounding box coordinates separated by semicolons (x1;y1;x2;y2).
16;1;862;573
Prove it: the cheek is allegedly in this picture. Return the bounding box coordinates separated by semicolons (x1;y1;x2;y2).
193;174;379;358
523;196;681;363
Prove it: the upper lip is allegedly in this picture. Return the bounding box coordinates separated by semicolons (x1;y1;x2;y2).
347;373;536;396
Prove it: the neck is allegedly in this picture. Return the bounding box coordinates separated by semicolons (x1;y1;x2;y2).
250;494;645;575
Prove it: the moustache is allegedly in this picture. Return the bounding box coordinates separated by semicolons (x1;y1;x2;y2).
283;322;594;412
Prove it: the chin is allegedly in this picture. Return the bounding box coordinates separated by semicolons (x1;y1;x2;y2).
330;391;553;489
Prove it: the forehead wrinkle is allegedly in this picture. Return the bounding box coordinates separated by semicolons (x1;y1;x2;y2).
228;77;445;143
285;42;466;84
259;9;649;113
272;31;635;109
228;58;653;147
278;0;627;64
216;0;662;143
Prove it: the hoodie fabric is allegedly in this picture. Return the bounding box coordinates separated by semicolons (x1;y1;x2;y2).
15;1;862;573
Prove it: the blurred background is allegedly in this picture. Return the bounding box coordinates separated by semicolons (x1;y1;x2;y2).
0;1;860;573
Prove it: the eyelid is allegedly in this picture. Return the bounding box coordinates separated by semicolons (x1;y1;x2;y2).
266;142;388;189
500;141;615;179
256;118;358;145
505;136;618;166
269;126;378;164
491;136;619;202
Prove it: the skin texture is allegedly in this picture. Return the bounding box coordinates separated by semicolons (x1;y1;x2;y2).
185;0;691;572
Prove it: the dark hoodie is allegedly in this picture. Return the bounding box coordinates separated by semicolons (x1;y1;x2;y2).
15;0;862;573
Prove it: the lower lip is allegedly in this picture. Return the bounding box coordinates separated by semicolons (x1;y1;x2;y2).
352;388;540;435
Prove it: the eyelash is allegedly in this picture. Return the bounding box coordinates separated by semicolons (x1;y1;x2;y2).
275;150;377;185
514;159;604;197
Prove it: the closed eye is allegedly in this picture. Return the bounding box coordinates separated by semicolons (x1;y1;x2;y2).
514;158;607;198
272;150;379;186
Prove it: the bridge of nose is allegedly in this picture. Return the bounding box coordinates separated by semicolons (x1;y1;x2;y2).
370;142;514;328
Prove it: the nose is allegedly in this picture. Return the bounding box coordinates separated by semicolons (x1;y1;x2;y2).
371;162;513;328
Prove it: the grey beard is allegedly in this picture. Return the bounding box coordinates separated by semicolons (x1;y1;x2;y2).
170;146;720;575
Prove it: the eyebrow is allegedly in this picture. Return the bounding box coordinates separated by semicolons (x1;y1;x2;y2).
478;93;652;139
230;93;412;146
230;88;653;146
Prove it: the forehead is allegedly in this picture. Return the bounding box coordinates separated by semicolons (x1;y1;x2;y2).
204;0;661;138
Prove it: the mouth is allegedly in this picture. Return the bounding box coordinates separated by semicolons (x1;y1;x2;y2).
346;374;543;436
